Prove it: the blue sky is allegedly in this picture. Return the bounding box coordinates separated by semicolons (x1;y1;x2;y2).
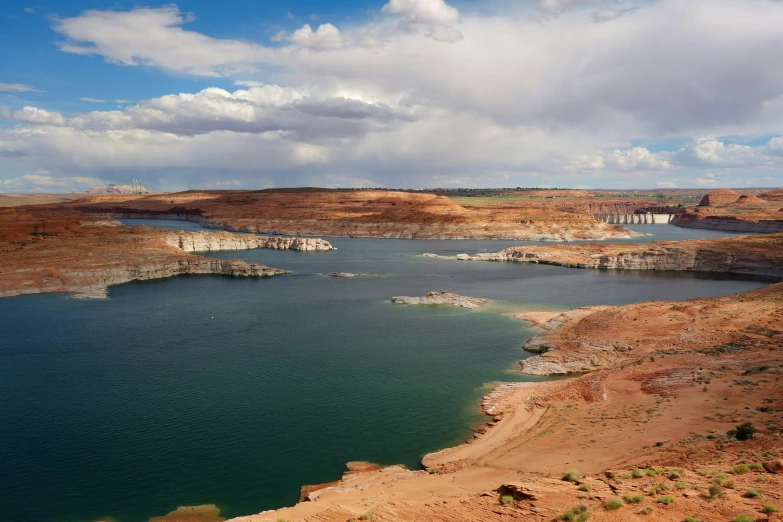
2;0;783;192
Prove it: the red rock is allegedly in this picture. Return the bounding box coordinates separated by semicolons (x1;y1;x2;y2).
762;459;783;474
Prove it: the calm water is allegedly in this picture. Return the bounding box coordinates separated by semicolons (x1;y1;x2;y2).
0;220;770;522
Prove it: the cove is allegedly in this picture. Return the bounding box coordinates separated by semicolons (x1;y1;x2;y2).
0;222;770;522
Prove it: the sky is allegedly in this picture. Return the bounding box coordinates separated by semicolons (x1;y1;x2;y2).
2;0;783;192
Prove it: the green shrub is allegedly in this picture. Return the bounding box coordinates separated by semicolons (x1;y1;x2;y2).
654;482;670;494
731;464;751;475
675;481;686;490
684;517;699;522
556;504;590;522
500;495;514;505
359;511;374;520
632;468;645;478
605;497;624;511
762;505;780;514
563;470;582;482
743;488;761;498
625;493;645;504
668;471;681;479
750;462;764;471
647;468;660;477
732;515;754;522
709;485;723;498
724;480;735;489
711;474;727;485
734;422;758;441
658;495;674;505
578;483;591;492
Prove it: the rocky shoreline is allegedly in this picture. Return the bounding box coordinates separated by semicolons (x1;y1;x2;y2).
0;209;334;299
423;233;783;279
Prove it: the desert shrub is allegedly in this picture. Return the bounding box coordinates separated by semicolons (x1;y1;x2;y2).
654;482;670;494
732;515;754;522
632;469;645;478
711;474;727;485
675;482;686;490
578;483;591;492
709;485;723;498
359;511;374;520
731;464;751;475
724;480;735;489
668;471;681;479
647;468;661;477
734;422;758;441
762;505;780;514
556;504;590;522
750;462;764;471
658;495;674;505
563;470;582;482
625;493;645;504
743;488;761;498
605;498;624;511
500;495;514;505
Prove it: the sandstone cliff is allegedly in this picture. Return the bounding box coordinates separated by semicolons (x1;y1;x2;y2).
70;189;642;241
424;233;783;279
0;208;333;299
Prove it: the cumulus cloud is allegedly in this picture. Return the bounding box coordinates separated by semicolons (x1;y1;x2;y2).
382;0;460;25
4;0;783;189
53;6;275;76
11;86;415;141
80;97;105;103
382;0;463;41
283;23;343;50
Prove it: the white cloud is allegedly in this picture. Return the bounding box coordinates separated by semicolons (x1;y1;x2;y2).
53;6;275;76
1;170;104;192
286;24;343;50
382;0;460;25
4;0;783;189
80;97;105;103
13;107;66;125
0;82;43;93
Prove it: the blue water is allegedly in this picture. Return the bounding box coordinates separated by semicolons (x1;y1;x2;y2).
0;220;770;522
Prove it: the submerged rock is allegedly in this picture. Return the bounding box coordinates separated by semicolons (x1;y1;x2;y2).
391;291;488;309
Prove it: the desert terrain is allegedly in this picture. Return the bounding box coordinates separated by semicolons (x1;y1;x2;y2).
2;191;782;522
57;189;641;241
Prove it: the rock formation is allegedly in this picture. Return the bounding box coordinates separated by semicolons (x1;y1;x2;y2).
734;194;769;206
760;188;783;201
64;189;642;241
0;207;333;299
698;187;740;206
423;233;783;278
391;291;488;309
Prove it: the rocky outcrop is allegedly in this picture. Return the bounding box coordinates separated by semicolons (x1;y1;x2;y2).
161;231;333;252
698;187;740;206
391;291;488;309
327;272;385;277
423;234;783;279
0;208;333;300
75;190;643;241
672;213;783;234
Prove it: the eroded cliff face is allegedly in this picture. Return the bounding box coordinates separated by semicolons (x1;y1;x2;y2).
160;231;333;252
424;233;783;278
72;190;642;241
0;208;332;299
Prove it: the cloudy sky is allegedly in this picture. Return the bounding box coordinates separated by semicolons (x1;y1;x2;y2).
2;0;783;192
